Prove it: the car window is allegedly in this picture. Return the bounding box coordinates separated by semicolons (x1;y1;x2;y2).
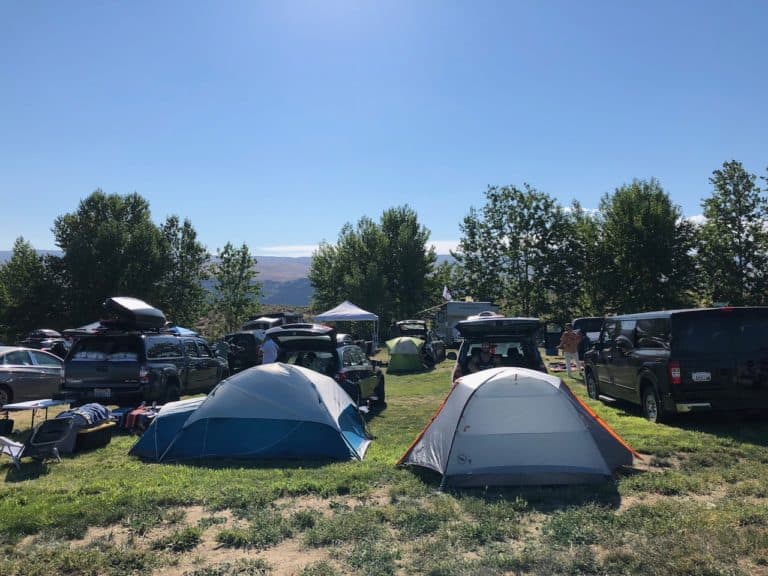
636;318;670;348
29;350;62;366
618;320;637;346
184;341;200;357
342;346;367;367
3;350;32;365
674;313;768;355
599;320;618;349
146;337;183;359
461;338;535;368
71;338;112;361
197;341;213;358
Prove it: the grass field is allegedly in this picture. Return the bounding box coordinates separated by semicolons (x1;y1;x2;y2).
2;357;768;575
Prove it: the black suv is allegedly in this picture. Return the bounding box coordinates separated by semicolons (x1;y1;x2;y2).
584;307;768;423
266;323;385;409
451;316;546;382
59;332;227;405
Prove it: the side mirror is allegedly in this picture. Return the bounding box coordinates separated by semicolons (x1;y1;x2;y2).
447;351;457;361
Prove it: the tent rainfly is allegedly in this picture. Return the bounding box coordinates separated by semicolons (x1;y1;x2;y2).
314;300;379;348
399;367;639;487
386;337;426;373
130;363;371;462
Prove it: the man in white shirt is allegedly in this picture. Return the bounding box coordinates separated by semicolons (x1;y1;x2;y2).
260;336;279;364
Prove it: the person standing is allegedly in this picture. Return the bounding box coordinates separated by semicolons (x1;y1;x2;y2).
558;323;583;379
260;335;279;364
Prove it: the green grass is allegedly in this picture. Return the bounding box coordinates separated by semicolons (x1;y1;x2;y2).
3;356;768;575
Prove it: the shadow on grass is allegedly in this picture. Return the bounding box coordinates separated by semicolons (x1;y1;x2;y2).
4;460;58;483
404;467;625;511
596;396;768;448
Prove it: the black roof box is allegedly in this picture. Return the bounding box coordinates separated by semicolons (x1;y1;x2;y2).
101;297;166;331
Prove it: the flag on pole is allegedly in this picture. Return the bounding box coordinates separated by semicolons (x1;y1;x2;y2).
442;286;453;301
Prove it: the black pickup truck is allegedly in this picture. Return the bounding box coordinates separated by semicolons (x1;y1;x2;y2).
58;332;227;405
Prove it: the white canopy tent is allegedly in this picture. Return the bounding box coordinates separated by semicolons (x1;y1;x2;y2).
314;300;379;349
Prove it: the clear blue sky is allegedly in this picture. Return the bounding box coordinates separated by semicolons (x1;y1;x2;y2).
1;1;766;256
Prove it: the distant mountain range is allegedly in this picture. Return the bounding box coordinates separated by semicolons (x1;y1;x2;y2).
0;251;453;306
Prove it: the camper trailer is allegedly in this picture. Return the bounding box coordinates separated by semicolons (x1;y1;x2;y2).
433;301;499;347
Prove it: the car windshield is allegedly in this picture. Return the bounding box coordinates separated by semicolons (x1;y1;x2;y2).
398;323;427;337
283;350;336;377
574;318;603;333
462;337;536;369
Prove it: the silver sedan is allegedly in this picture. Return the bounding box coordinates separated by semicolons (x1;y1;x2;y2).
0;347;64;406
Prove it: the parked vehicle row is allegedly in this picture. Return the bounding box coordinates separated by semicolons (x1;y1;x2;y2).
584;307;768;422
266;323;386;409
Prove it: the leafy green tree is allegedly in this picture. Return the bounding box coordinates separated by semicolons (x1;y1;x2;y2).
597;178;697;313
380;206;437;322
454;184;571;318
157;216;210;327
309;206;436;333
0;237;65;340
545;202;600;325
210;242;261;333
698;161;768;305
52;190;167;324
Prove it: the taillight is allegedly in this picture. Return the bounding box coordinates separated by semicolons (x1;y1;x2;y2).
334;372;347;383
668;361;681;385
139;365;150;384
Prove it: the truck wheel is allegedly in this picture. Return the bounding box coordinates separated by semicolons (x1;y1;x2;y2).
585;372;600;401
0;385;13;407
373;376;386;409
642;385;666;424
164;381;181;403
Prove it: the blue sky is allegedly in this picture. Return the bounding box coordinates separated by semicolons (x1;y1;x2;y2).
1;1;766;256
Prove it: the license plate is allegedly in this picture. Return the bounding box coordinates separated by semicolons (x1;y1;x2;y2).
692;372;711;382
94;388;112;399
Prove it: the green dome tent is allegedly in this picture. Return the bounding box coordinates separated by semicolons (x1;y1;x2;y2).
386;337;426;373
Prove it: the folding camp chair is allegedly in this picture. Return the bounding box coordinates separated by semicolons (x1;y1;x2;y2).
24;417;78;463
0;436;25;469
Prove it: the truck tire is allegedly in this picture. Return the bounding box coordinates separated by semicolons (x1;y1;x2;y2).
373;376;386;409
642;384;667;424
164;380;181;403
0;384;13;407
585;371;600;401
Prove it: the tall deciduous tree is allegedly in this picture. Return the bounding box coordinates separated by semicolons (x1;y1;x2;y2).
454;184;571;318
309;206;436;332
210;242;261;333
698;161;768;305
157;216;209;327
598;179;697;313
52;190;167;324
0;237;64;340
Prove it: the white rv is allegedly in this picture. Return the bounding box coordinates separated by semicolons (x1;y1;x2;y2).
433;301;499;346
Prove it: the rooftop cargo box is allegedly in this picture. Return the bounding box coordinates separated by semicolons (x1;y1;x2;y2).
101;297;166;331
